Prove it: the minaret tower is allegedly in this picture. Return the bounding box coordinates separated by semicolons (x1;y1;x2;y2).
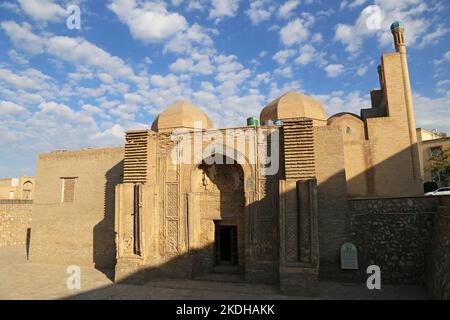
391;21;420;181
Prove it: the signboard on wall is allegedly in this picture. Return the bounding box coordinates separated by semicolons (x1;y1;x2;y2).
341;242;358;270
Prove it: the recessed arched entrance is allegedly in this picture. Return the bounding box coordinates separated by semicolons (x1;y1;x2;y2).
22;181;33;200
190;154;246;274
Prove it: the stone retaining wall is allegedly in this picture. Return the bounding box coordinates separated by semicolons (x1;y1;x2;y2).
426;197;450;299
350;197;438;284
0;200;33;247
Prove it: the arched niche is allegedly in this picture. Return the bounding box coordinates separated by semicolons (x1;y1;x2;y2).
187;152;254;275
22;181;33;199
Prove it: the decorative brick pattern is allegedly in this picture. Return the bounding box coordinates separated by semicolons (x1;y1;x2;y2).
166;220;179;254
165;181;179;254
166;184;179;218
282;119;315;180
124;130;148;183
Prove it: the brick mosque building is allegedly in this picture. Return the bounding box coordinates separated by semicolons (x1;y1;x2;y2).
27;22;449;297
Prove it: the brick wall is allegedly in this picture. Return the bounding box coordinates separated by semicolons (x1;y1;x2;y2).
314;126;350;278
0;200;32;247
31;147;124;269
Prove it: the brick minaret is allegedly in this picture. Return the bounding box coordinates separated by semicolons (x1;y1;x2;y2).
391;21;420;180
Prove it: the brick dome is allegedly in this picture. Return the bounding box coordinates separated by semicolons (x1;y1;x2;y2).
260;91;327;125
151;100;213;132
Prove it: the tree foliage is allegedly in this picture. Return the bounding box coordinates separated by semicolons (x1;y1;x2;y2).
427;148;450;186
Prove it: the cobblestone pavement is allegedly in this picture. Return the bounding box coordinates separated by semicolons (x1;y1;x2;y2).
0;246;429;300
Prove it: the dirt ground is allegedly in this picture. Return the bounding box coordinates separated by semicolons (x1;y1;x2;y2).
0;245;429;300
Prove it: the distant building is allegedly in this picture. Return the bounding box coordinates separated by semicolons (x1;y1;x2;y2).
418;129;450;185
417;128;446;142
0;176;35;200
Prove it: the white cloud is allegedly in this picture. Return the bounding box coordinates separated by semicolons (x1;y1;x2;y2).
313;91;370;116
1;21;44;55
209;0;240;21
246;0;273;25
163;24;214;54
334;5;381;53
357;65;369;76
169;55;215;75
8;50;29;65
324;64;345;78
249;72;271;88
0;101;29;117
2;100;125;155
272;49;296;64
2;21;138;84
17;0;66;22
418;25;449;48
172;0;184;6
214;54;251;86
0;86;46;106
150;74;180;88
97;73;115;85
434;51;450;65
268;80;302;101
187;0;204;11
295;44;326;66
277;0;300;19
0;2;21;14
413;91;450;134
340;0;368;10
94;124;126;140
312;33;323;43
313;89;450;135
275;66;293;78
279;14;315;46
334;0;440;54
82;104;103;114
0;68;53;91
108;0;188;43
46;36;137;80
169;58;194;72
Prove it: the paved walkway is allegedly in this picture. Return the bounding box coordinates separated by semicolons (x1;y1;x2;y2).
0;246;429;300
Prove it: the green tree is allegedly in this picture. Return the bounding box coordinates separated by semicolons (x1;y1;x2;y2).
427;148;450;186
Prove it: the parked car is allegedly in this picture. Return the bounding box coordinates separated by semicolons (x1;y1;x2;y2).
425;187;450;196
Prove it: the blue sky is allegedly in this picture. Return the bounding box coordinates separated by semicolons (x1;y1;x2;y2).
0;0;450;177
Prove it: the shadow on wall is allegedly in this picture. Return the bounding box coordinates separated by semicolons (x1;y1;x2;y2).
92;160;123;281
88;156;283;288
191;159;246;274
84;141;444;296
425;197;450;299
316;142;435;284
66;181;286;299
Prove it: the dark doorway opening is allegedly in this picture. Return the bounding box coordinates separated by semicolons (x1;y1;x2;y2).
215;223;238;266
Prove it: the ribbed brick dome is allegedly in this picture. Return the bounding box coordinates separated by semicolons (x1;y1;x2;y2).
260;91;327;125
151;100;213;132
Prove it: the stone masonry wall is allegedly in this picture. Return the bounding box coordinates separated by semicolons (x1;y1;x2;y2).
426;196;450;299
0;200;32;247
350;197;438;284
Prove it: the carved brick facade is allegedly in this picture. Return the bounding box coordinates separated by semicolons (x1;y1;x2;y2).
26;23;449;298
